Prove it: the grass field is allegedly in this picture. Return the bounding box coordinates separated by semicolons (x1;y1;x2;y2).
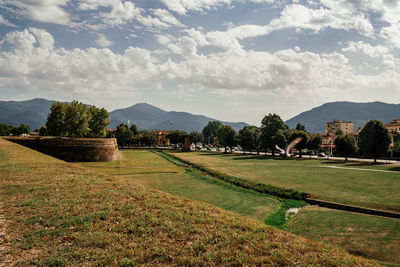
170;152;400;212
287;207;400;266
0;139;377;265
78;150;280;222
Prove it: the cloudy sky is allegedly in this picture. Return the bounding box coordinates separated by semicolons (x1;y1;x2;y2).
0;0;399;125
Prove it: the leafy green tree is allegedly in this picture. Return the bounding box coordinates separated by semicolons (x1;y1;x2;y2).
290;130;309;158
334;134;357;162
10;123;30;136
0;123;10;136
46;101;110;138
358;120;392;164
63;100;90;138
140;130;157;148
217;125;238;153
116;124;133;146
167;130;187;149
272;129;287;151
260;114;288;156
88;106;110;138
39;125;48;136
190;131;204;144
129;124;138;135
238;126;260;154
295;123;306;131
202;121;222;145
393;139;400;153
335;129;344;136
46;102;66;136
307;134;322;157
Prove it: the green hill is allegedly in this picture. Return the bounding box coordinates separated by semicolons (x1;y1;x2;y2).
286;101;400;133
0;99;248;132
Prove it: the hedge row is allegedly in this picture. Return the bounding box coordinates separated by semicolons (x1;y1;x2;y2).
163;151;309;200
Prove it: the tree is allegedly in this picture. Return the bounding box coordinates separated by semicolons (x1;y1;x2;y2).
116;124;133;146
307;134;322;157
272;129;287;151
295;123;306;131
334;134;357;162
39;125;48;136
290;130;309;158
190;131;204;145
88;106;110;138
260;114;288;156
129;124;138;135
217;125;237;153
335;129;344;136
202;121;222;145
238;126;261;154
63;100;90;138
141;130;157;148
11;124;30;136
167;130;187;149
0;123;10;136
46;101;110;138
358;120;392;164
46;102;66;136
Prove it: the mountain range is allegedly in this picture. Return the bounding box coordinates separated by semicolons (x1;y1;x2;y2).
0;98;248;132
285;101;400;133
1;99;399;133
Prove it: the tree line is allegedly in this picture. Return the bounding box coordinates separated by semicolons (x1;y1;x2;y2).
0;100;396;163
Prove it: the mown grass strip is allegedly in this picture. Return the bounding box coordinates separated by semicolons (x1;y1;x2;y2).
162;151;309;200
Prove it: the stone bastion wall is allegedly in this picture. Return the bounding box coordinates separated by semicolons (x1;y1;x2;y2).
2;137;118;162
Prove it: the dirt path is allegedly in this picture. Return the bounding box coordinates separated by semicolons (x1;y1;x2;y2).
319;165;399;173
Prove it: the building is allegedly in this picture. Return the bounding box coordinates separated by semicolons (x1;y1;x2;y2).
325;120;354;135
151;130;170;146
385;118;400;134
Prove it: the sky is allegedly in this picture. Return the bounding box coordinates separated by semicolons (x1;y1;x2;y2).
0;0;399;126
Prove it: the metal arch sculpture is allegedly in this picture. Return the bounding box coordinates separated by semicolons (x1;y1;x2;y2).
275;136;303;157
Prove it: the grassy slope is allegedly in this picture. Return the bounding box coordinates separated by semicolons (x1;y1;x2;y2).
287;207;400;266
0;140;377;266
171;152;400;212
78;150;279;222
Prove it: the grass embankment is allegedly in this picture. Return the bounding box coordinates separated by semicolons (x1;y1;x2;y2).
170;152;400;212
287;207;400;266
78;149;279;222
0;139;377;266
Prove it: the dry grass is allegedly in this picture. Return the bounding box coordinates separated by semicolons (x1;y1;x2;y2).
0;139;377;266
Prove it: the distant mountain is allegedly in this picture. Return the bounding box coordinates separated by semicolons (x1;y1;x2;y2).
109;103;248;132
0;99;248;132
286;101;400;133
0;98;55;130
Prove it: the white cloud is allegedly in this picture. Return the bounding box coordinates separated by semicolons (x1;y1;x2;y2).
1;28;399;119
94;34;114;47
0;0;71;25
153;9;184;27
0;14;16;27
269;4;373;36
160;0;275;15
342;41;389;58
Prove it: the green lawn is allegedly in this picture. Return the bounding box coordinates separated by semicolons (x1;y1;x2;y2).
2;140;376;265
287;207;400;266
170;152;400;212
78;150;280;221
